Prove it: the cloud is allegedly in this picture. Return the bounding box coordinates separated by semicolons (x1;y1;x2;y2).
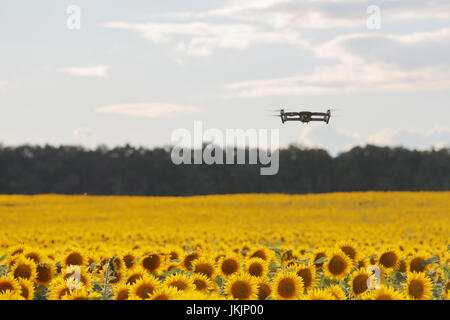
60;65;110;77
301;125;450;155
95;103;200;118
72;127;95;139
224;28;450;97
103;21;302;56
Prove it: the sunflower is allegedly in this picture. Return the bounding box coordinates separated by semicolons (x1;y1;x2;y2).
245;257;269;278
0;275;20;294
146;286;181;300
61;288;101;300
192;273;214;292
218;254;242;278
122;251;137;269
141;253;166;275
301;288;336;300
129;275;162;300
396;259;408;273
442;280;449;300
408;253;431;273
176;289;226;300
11;255;37;281
0;290;24;300
63;265;93;291
363;285;405;300
324;251;352;281
18;278;35;300
404;272;433;300
192;258;216;279
378;247;400;270
225;273;258;300
256;278;272;300
164;273;195;291
338;241;359;262
181;252;199;271
63;248;87;267
249;247;273;262
327;285;347;300
113;284;131;300
295;263;316;290
23;248;43;264
48;278;74;300
273;272;303;300
36;262;56;285
349;269;371;298
124;266;147;285
313;251;327;269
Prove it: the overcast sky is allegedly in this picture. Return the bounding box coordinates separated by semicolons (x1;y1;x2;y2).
1;0;449;155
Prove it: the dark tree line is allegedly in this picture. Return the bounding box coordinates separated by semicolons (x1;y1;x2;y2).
0;144;448;195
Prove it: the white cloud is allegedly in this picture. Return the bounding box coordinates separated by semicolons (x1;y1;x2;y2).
95;103;200;118
103;21;302;56
301;125;450;155
72;127;95;139
60;65;111;77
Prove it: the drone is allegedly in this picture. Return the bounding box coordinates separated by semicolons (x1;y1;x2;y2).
274;109;331;124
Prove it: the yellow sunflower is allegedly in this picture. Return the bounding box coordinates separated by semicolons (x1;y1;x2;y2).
18;278;35;300
192;258;216;279
245;257;269;278
63;248;87;268
141;253;166;275
408;253;432;273
338;241;359;262
295;262;317;290
146;286;181;300
36;262;56;285
301;288;336;300
218;254;242;278
273;272;303;300
404;272;433;300
349;269;371;298
164;273;195;292
363;285;405;300
181;252;199;271
312;251;327;269
0;290;24;300
377;247;401;271
256;278;272;300
192;273;215;292
10;255;37;282
124;265;147;285
324;251;352;281
113;284;131;300
225;273;258;300
129;275;162;300
327;285;347;300
0;275;20;295
61;288;101;300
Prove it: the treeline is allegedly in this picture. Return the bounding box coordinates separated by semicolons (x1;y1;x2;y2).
0;144;448;195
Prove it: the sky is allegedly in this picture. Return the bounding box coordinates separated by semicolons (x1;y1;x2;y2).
1;0;449;155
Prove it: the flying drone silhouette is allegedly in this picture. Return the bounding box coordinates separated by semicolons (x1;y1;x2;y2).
272;109;332;124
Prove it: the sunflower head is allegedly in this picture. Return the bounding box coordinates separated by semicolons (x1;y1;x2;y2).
11;255;37;281
338;241;359;262
225;272;258;300
364;285;406;300
218;254;242;278
0;275;20;295
245;257;269;278
378;247;401;270
129;275;162;300
301;288;336;300
164;273;195;291
17;278;35;300
256;279;272;300
405;271;433;300
113;284;131;300
327;285;347;300
36;262;56;285
273;272;304;300
192;258;216;279
324;251;352;281
192;273;215;292
141;253;166;275
295;262;317;290
349;269;371;298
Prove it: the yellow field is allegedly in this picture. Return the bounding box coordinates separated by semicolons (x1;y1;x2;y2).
0;192;448;300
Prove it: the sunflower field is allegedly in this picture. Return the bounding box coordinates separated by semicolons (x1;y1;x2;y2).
0;192;448;300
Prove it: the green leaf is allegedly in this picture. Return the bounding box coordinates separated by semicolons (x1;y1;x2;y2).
314;257;327;265
365;254;377;260
420;256;440;269
268;261;278;272
0;254;7;263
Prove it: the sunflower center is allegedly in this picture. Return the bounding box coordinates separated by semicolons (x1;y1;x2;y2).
170;280;188;291
328;256;347;275
184;253;198;270
231;281;250;299
137;284;155;299
379;252;397;268
278;279;296;298
257;283;271;300
341;246;356;260
376;294;393;300
249;264;262;277
251;250;266;260
410;258;425;273
116;289;129;300
14;264;32;279
37;265;52;283
66;253;83;266
142;255;161;272
352;274;369;295
194;279;207;290
195;264;214;278
409;280;424;299
296;269;312;288
222;259;238;275
123;255;135;268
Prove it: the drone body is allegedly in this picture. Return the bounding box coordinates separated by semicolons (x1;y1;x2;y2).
276;109;331;124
